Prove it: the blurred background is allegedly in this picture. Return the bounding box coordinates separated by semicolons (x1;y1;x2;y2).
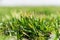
0;0;60;6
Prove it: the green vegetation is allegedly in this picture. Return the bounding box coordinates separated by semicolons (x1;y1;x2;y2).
0;7;60;40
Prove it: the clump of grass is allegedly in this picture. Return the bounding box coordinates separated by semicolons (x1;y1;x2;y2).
0;12;60;40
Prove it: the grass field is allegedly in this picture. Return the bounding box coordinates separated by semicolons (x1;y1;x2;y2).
0;7;60;40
